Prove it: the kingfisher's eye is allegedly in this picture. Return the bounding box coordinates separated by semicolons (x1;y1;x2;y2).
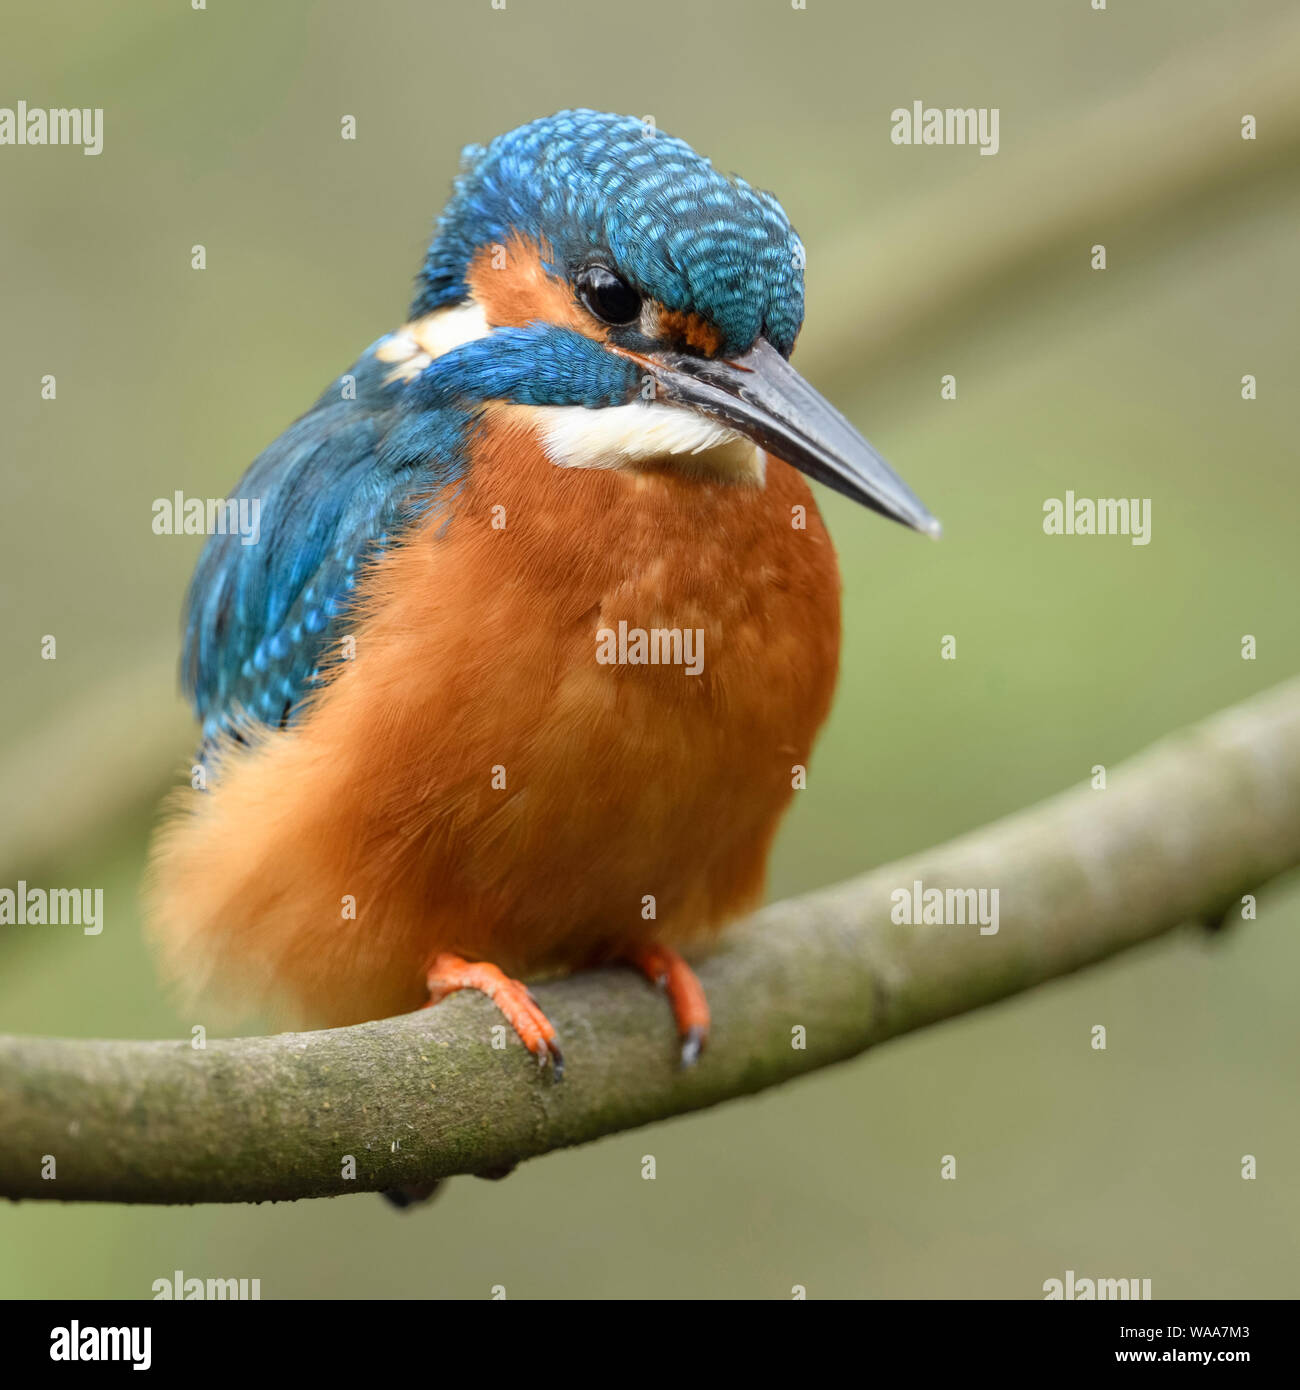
575;265;642;325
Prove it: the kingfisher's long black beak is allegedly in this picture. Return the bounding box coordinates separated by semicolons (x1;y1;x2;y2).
646;337;941;535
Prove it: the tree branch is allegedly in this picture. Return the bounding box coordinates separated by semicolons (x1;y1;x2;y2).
2;678;1298;1204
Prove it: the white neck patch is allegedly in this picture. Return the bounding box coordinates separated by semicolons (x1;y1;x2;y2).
376;302;492;382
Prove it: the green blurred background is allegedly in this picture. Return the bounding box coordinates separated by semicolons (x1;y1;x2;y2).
1;0;1297;1298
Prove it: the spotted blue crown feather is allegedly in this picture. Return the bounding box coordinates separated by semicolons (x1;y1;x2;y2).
413;109;805;358
183;112;804;755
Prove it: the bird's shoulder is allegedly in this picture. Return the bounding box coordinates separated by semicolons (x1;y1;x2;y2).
182;330;471;752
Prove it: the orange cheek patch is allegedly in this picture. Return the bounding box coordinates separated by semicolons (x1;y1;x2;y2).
654;307;724;357
466;234;599;339
466;235;728;360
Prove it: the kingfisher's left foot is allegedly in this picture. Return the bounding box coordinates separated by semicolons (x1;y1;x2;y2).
424;952;564;1079
625;945;710;1067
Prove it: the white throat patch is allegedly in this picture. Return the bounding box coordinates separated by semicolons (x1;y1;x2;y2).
531;401;765;485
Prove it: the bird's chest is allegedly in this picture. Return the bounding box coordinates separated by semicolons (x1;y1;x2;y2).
433;411;841;750
344;415;841;947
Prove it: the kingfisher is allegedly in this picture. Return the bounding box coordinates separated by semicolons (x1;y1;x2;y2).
147;110;939;1078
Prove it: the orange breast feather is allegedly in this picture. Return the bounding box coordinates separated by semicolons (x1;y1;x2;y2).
147;413;841;1028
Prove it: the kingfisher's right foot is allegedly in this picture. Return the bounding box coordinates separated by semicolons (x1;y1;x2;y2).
424;952;564;1079
624;944;711;1068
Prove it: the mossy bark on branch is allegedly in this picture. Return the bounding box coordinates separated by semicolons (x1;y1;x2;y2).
1;678;1298;1204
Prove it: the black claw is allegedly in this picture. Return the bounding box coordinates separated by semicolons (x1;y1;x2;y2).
535;1037;564;1081
679;1027;706;1069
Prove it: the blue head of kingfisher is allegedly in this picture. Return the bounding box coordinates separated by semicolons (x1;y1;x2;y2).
155;110;941;1095
403;109;939;532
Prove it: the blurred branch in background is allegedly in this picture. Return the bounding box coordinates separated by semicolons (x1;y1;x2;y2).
0;654;190;877
3;10;1298;885
2;678;1297;1205
801;6;1300;385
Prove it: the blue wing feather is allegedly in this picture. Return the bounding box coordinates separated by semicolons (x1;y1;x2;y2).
182;338;471;752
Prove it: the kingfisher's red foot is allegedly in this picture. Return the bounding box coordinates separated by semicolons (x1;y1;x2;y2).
424;952;564;1079
626;945;710;1067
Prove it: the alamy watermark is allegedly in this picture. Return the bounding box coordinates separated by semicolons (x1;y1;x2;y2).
50;1323;149;1370
890;879;999;935
595;620;704;676
152;1269;261;1300
1;101;103;156
0;881;102;934
890;101;999;156
1043;492;1151;545
153;491;261;545
1044;1269;1152;1300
